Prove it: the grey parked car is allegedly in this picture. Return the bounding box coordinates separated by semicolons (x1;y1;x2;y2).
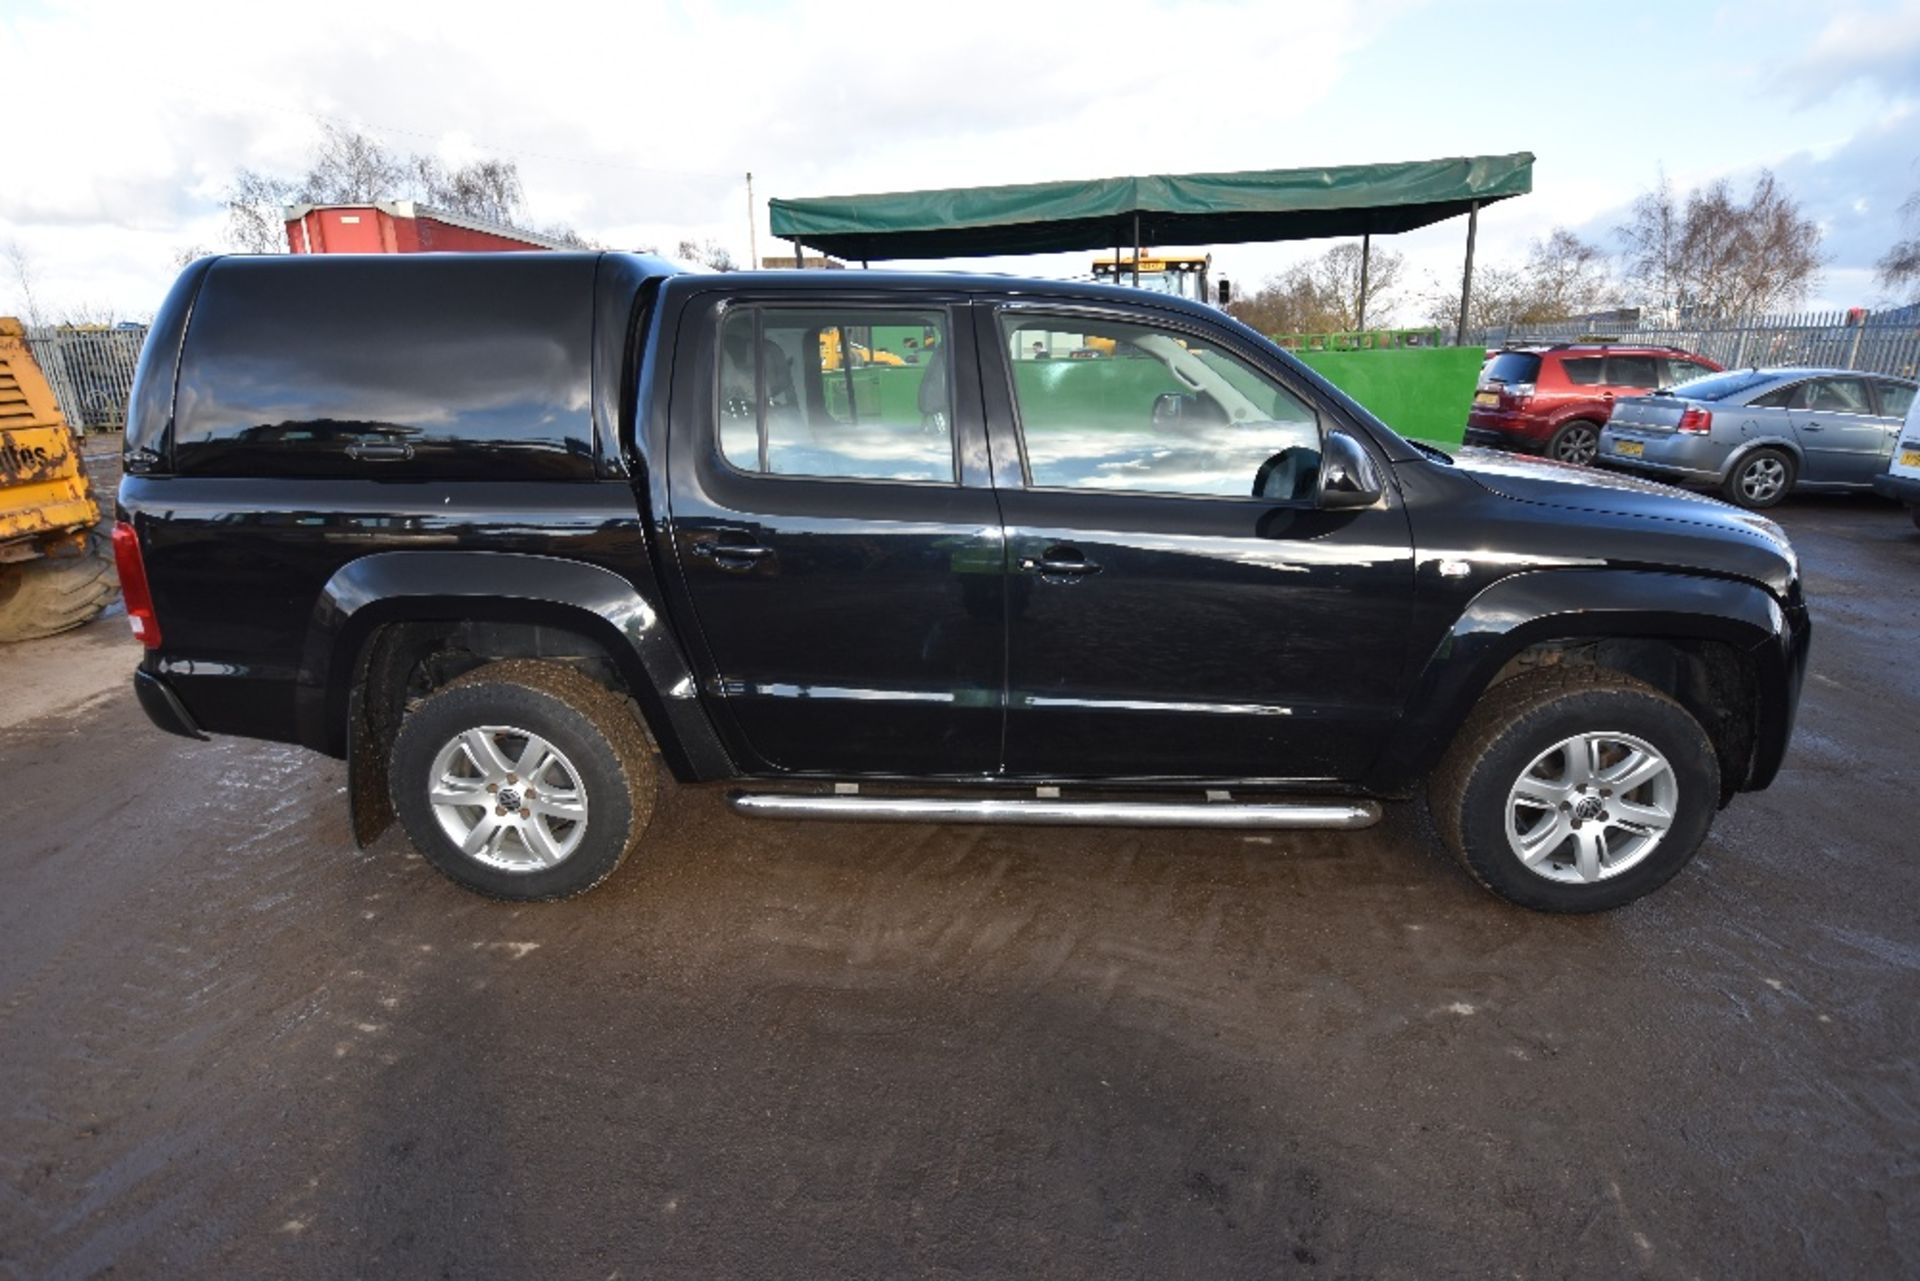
1599;367;1918;509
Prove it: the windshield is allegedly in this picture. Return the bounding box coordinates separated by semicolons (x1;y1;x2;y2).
1670;369;1775;402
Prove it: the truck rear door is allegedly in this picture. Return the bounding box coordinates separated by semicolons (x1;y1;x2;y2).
662;290;1006;776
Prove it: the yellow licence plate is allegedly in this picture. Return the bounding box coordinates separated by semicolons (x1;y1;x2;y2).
1614;440;1645;458
1473;391;1499;407
1902;449;1920;468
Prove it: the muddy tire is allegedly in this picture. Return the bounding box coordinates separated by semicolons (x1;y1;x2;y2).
389;660;659;901
1429;668;1719;913
0;539;119;643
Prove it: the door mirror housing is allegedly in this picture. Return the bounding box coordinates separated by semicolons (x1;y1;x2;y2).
1316;429;1385;510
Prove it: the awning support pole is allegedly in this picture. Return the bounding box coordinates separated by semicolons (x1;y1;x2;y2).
792;239;804;270
1356;232;1371;333
1456;201;1479;346
1132;213;1141;288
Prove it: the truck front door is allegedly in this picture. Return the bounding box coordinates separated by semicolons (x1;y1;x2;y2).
664;293;1005;776
978;303;1416;782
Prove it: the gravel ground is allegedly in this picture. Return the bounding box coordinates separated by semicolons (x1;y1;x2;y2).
1;496;1915;1280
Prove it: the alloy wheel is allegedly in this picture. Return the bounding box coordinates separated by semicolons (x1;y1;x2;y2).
1503;731;1678;884
1739;455;1788;504
1554;424;1598;466
427;725;590;872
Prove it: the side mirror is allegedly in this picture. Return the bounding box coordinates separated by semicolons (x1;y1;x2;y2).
1317;429;1385;510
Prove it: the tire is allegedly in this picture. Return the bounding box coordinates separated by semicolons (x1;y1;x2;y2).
0;538;120;643
1546;419;1601;466
1722;447;1794;509
389;660;659;901
1428;668;1720;913
1910;507;1920;532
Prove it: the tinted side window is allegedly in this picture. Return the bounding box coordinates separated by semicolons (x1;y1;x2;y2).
998;313;1321;500
1806;377;1871;414
718;306;954;482
173;255;597;479
1561;357;1604;385
1874;380;1916;418
1606;354;1659;388
1749;383;1798;409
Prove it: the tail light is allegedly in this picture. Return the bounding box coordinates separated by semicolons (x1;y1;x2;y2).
1677;407;1713;434
111;521;161;648
1501;381;1536;408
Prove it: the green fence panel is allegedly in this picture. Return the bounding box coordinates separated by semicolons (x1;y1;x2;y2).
1294;346;1482;446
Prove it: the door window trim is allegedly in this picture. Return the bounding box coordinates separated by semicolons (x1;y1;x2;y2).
986;300;1344;507
1799;376;1876;418
710;299;964;489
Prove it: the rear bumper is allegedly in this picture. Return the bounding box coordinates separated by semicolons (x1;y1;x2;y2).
1872;472;1920;504
133;669;208;741
1595;430;1725;484
1465;410;1547;451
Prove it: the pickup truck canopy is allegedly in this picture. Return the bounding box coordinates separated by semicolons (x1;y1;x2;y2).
767;153;1534;262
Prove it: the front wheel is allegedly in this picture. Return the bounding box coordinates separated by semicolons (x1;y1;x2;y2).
1723;448;1794;509
1429;669;1720;913
389;660;659;900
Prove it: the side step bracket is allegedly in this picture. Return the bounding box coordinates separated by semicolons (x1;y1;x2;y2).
726;792;1381;830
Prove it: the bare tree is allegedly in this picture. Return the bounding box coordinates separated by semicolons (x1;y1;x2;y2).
1228;240;1405;335
4;240;44;326
222;124;588;253
677;238;739;272
1878;187;1920;303
1618;169;1821;319
1419;227;1617;330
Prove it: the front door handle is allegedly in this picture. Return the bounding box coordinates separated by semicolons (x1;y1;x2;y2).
692;541;773;570
346;440;415;461
1020;551;1100;578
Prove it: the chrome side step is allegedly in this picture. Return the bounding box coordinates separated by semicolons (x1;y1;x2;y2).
727;791;1381;830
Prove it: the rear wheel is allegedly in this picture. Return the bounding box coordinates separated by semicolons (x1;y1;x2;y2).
1723;448;1794;508
0;536;119;643
1429;668;1719;913
1547;419;1600;466
389;660;659;900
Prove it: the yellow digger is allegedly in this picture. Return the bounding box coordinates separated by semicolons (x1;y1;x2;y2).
0;317;117;641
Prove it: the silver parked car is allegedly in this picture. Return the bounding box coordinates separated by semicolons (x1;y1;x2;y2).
1599;367;1918;509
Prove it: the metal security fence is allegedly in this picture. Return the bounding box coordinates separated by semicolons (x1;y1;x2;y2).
1467;309;1920;381
23;324;148;434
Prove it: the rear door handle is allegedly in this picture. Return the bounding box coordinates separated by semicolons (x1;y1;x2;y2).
346;441;414;461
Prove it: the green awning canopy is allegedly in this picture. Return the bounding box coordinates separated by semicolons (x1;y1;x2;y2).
768;153;1533;261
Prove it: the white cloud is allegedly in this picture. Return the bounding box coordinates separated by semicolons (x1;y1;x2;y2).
0;0;1912;320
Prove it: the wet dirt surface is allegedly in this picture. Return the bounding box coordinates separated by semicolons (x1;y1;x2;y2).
2;497;1916;1279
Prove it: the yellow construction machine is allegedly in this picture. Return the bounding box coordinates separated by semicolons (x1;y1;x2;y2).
0;318;117;641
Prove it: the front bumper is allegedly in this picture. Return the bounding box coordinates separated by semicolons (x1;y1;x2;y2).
1872;472;1920;504
133;669;208;741
1745;597;1811;793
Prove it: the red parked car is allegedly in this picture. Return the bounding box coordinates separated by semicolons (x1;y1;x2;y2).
1465;344;1723;465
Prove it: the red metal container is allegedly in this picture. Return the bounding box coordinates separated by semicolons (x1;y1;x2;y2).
283;202;575;254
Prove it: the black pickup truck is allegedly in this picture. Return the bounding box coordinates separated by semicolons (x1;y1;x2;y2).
115;253;1808;912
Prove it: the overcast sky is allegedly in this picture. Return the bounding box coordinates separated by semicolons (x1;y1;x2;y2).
2;0;1917;322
